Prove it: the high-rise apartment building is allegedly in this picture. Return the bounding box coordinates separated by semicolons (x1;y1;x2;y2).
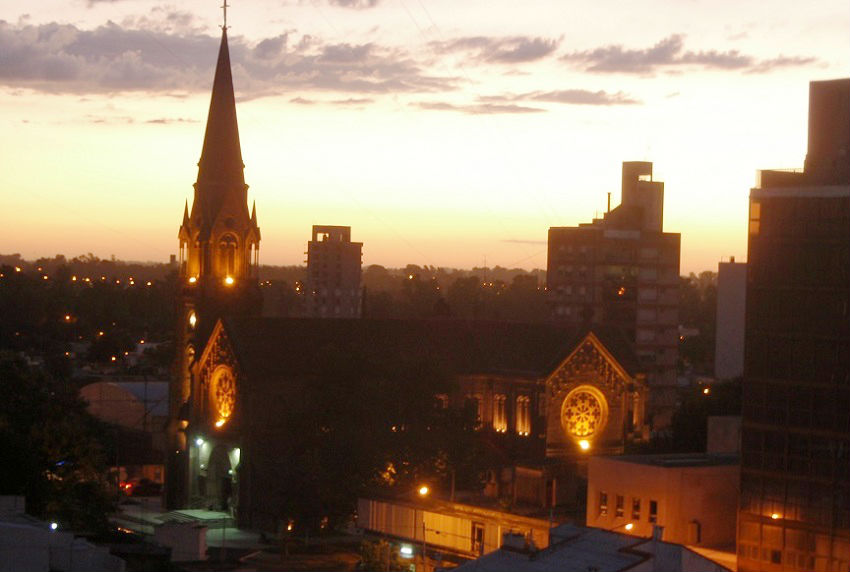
738;78;849;572
548;162;680;428
305;225;363;318
715;258;747;381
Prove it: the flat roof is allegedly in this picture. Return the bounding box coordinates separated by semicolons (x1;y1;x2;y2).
598;453;739;468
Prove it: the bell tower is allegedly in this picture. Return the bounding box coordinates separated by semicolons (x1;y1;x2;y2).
166;26;261;510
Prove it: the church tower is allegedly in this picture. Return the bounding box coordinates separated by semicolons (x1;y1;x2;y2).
166;27;261;509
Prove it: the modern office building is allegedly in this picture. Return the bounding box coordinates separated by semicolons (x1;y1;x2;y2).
738;78;849;572
548;162;681;428
304;225;363;318
714;258;747;380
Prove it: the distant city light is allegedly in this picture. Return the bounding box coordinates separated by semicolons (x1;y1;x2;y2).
703;387;711;395
770;513;780;520
625;523;634;531
188;276;197;284
110;356;117;362
64;315;71;322
418;485;429;496
189;312;197;328
400;545;413;558
224;276;235;286
215;419;226;428
50;522;58;531
579;439;591;451
195;437;204;447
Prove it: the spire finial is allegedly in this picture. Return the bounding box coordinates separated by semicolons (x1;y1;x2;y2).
221;0;230;30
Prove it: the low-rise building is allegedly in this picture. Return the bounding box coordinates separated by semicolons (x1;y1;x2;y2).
586;453;739;548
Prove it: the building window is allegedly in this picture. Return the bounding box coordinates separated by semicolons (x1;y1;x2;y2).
649;500;657;523
615;495;624;517
219;234;238;275
632;498;641;520
599;492;608;516
516;396;531;436
493;394;507;432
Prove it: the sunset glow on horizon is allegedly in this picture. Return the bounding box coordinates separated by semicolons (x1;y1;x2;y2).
1;0;847;273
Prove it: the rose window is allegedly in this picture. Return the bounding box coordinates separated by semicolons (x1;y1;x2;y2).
212;367;236;421
562;389;604;437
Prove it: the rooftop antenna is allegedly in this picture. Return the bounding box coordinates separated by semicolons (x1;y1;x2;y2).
221;0;230;30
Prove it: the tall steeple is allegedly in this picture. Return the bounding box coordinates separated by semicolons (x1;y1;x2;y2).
178;27;259;281
190;28;249;236
169;22;261;510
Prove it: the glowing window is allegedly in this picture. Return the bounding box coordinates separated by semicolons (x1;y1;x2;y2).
493;394;507;432
219;235;238;275
515;396;531;436
561;386;608;439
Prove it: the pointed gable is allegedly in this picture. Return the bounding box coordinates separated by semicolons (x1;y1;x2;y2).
545;331;638;399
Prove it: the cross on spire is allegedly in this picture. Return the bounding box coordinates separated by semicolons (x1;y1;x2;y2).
221;0;230;30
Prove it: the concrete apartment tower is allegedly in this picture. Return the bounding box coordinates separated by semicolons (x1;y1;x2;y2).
167;28;261;510
305;225;363;318
738;78;849;572
547;162;681;429
714;258;747;380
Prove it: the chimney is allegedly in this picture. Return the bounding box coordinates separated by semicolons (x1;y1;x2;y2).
652;525;664;541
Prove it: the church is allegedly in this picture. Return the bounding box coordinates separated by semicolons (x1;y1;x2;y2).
166;28;651;529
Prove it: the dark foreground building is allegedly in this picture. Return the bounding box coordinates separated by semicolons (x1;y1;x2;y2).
738;78;849;572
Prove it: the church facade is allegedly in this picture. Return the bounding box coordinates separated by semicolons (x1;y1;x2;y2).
185;318;648;527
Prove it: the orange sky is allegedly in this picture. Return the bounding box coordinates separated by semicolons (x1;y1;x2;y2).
1;1;848;273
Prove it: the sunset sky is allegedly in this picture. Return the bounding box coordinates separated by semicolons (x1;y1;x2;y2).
1;0;847;273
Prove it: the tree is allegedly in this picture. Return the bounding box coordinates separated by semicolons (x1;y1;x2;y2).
0;353;113;533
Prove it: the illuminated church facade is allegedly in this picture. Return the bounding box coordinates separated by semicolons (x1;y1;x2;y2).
166;27;650;524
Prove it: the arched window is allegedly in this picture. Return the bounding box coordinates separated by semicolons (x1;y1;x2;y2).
493;394;507;432
516;395;531;436
219;235;238;276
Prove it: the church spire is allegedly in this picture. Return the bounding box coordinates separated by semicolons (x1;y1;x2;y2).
196;28;245;191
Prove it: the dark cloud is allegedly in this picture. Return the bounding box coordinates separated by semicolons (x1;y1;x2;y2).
431;35;560;63
414;101;545;115
479;89;640;106
327;0;380;8
561;34;816;75
0;19;458;96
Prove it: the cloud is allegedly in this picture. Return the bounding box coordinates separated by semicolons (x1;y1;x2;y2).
414;101;545;115
0;19;458;97
327;0;380;8
561;34;816;75
479;89;640;106
431;35;560;63
145;117;199;124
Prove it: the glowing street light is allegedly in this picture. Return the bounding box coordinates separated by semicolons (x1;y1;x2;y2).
578;439;591;451
188;312;197;328
195;437;204;447
624;523;634;531
224;276;235;286
770;513;780;520
703;387;711;395
418;485;430;497
215;419;226;428
188;276;197;284
50;522;58;531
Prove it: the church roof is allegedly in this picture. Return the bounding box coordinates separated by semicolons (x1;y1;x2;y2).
220;317;640;384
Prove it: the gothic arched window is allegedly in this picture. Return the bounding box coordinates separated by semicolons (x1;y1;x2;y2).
219;235;238;276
